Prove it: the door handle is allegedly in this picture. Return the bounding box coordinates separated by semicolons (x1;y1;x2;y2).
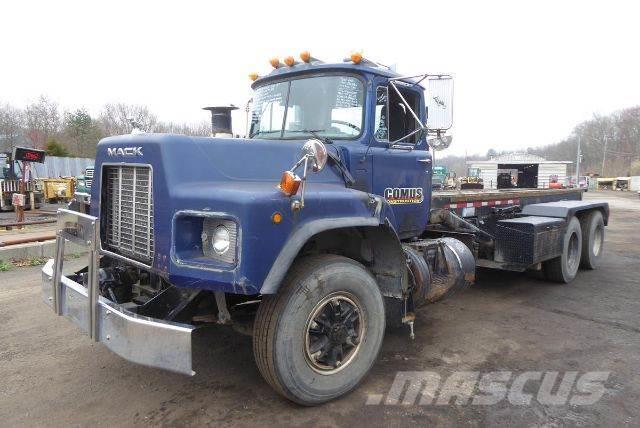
417;158;432;163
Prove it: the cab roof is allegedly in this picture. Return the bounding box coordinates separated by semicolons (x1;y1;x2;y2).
250;61;419;89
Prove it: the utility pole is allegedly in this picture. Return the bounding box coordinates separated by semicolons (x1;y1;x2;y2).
575;135;581;187
601;135;608;176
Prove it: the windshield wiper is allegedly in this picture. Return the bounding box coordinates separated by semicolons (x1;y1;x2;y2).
286;129;333;142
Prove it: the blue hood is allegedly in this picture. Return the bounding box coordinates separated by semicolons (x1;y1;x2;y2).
91;134;381;294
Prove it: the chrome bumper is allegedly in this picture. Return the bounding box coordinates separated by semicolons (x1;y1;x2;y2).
41;209;195;375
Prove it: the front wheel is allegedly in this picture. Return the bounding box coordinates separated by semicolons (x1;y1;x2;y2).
253;254;385;405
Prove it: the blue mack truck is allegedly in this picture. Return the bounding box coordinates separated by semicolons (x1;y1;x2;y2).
42;52;609;405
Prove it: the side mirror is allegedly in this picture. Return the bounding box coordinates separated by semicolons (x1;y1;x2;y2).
279;139;328;210
425;76;453;131
301;139;328;172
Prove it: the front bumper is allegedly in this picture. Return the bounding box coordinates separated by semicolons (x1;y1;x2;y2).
41;209;195;375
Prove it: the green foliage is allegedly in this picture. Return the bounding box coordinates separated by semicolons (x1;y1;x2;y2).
45;138;69;156
0;260;11;272
28;257;48;266
63;108;103;157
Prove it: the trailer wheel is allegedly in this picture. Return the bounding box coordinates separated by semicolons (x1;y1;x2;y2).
253;254;385;405
543;216;582;283
580;210;605;270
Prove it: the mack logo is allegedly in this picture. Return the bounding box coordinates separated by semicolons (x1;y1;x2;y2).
384;187;424;204
107;147;143;156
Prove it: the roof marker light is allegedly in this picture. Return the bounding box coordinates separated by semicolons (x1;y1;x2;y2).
284;56;296;67
249;72;259;81
350;52;363;64
300;51;311;63
270;57;281;68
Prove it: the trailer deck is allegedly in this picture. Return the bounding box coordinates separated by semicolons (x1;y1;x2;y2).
432;188;583;214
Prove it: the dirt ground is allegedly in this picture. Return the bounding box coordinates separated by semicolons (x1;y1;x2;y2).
1;191;638;427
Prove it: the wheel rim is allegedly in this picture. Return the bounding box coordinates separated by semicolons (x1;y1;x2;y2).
593;226;603;257
567;232;580;272
303;292;365;375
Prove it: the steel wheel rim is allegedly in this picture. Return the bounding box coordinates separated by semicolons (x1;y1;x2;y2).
567;232;580;272
303;291;365;375
593;226;603;257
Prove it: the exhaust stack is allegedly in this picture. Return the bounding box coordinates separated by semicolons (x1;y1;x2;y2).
203;105;238;137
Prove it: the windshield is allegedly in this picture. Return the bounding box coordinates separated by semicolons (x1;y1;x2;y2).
249;75;364;140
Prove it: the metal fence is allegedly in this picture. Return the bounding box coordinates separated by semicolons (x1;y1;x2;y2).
30;156;94;178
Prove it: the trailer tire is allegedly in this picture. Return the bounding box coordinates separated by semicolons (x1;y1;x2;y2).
543;216;582;283
253;254;385;405
579;210;605;270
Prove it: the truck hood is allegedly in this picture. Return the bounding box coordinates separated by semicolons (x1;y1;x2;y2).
93;133;345;186
89;134;378;294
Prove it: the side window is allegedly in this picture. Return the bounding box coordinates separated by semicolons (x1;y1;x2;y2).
388;86;420;144
374;86;388;141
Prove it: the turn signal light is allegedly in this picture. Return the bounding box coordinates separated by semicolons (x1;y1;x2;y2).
351;52;363;64
271;212;283;224
300;51;311;63
270;57;281;68
248;72;259;81
279;171;301;196
284;56;295;67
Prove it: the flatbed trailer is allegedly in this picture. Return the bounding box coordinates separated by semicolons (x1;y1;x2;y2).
432;187;583;215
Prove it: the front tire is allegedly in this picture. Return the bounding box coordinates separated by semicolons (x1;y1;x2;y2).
544;216;582;283
253;254;385;405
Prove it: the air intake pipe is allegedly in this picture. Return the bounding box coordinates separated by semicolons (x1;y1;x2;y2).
203;105;238;137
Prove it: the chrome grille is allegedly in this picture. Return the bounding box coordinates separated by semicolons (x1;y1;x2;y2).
103;165;154;263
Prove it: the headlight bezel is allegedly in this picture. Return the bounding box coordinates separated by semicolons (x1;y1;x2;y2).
173;211;239;269
202;217;238;265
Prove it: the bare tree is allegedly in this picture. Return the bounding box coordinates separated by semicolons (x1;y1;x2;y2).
0;103;25;152
25;95;60;149
99;103;158;136
155;120;210;136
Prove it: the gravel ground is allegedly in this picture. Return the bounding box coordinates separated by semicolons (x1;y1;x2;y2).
0;191;638;427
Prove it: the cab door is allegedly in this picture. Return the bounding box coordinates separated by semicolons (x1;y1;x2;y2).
369;81;432;238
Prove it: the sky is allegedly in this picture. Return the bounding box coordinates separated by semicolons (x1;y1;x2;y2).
1;0;638;156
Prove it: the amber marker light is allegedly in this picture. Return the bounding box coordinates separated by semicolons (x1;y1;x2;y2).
299;50;311;63
284;56;295;67
350;52;363;64
279;171;301;196
271;212;283;224
270;57;281;68
248;72;259;81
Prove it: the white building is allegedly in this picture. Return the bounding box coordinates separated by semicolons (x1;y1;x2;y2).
467;153;572;190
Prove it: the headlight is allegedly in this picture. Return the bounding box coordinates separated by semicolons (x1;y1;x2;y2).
201;218;238;264
212;225;231;255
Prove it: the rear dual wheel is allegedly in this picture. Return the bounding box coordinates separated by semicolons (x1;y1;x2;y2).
579;210;605;270
544;216;582;283
253;254;385;405
543;211;605;283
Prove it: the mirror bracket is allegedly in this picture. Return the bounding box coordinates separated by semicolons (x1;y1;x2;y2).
387;73;453;147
